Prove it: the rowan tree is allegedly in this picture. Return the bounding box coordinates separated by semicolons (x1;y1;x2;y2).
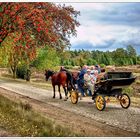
0;2;80;78
0;3;80;48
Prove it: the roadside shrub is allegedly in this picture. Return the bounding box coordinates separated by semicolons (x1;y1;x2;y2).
16;65;27;79
123;86;133;96
100;63;106;68
136;80;140;84
16;64;31;81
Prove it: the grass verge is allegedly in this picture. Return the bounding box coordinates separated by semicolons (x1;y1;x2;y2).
0;94;79;137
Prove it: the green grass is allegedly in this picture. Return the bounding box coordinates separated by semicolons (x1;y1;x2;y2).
123;86;134;96
0;95;79;137
136;80;140;84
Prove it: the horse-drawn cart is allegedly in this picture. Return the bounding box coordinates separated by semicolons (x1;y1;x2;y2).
70;72;136;111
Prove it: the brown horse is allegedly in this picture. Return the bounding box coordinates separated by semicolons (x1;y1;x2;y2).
45;70;74;100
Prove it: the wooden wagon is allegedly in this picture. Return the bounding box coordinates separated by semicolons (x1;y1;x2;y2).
70;72;136;111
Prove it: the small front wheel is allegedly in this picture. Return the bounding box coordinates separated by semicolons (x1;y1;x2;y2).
120;93;131;109
70;91;78;104
95;95;106;111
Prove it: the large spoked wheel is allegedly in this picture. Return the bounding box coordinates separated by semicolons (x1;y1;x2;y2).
70;91;78;104
120;93;131;109
95;95;106;111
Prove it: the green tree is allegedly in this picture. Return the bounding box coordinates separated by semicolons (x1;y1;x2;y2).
0;33;21;78
127;45;136;57
126;45;137;65
32;46;60;71
112;48;127;66
60;50;71;66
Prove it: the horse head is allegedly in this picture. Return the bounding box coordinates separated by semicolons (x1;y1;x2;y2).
45;69;54;81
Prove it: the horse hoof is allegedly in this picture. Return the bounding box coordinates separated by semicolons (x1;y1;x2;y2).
64;96;68;101
60;97;62;99
53;96;55;98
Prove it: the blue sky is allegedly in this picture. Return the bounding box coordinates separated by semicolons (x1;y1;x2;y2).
62;3;140;54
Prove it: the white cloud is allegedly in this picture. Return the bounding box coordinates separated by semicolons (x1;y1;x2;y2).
71;24;123;45
63;3;140;53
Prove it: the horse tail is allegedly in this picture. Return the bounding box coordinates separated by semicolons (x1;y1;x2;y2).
66;72;76;90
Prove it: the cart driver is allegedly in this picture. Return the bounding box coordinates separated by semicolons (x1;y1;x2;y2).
77;65;88;97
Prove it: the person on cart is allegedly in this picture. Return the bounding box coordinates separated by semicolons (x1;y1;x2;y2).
77;65;88;97
90;66;98;82
95;64;101;74
84;69;95;96
90;66;96;75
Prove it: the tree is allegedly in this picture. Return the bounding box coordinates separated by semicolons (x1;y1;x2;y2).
127;45;136;57
0;32;22;78
111;48;127;66
87;58;97;65
32;46;60;70
126;45;137;64
1;31;36;78
100;53;110;65
59;50;71;66
137;55;140;64
0;3;80;49
0;2;80;78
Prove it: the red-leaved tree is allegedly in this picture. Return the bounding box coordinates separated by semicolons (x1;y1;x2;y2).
0;2;80;78
0;3;80;48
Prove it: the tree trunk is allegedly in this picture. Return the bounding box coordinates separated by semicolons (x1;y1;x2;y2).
13;69;16;79
25;61;31;82
25;69;31;82
11;66;17;79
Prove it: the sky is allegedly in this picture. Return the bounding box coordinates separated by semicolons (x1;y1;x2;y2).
61;3;140;54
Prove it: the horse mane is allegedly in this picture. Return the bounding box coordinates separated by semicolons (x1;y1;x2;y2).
46;69;55;73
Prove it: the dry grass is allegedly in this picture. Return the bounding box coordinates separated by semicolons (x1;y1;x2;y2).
136;80;140;84
0;94;79;137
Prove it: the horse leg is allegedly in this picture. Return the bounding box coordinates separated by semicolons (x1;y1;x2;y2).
66;81;71;97
53;85;55;98
66;81;70;93
58;85;62;99
63;86;68;101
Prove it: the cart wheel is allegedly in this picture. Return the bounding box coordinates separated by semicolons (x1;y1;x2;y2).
120;93;131;109
70;91;78;104
95;95;106;111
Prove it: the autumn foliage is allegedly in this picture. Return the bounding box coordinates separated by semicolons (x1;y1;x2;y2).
0;3;80;48
0;2;80;59
0;2;80;78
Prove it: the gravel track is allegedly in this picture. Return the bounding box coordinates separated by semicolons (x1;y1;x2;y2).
0;78;140;136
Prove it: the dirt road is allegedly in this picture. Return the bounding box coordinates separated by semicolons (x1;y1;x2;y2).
0;78;140;137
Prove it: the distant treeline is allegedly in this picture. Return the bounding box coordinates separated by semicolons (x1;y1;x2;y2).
1;44;140;76
59;45;140;67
